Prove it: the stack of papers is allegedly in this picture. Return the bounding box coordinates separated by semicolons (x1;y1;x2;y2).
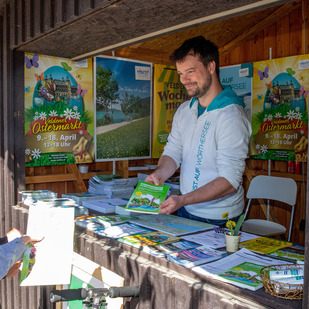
192;248;292;291
62;192;107;205
182;229;259;249
82;198;128;214
19;190;58;206
36;198;89;217
88;176;139;199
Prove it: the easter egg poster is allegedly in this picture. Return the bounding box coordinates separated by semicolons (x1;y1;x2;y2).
24;53;94;167
250;55;309;162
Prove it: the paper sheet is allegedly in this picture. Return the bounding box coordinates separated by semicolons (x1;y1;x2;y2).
182;230;259;249
20;205;74;286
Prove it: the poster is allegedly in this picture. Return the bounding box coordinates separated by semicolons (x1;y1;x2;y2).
24;53;94;167
219;63;253;122
152;64;189;158
94;56;152;161
250;55;309;161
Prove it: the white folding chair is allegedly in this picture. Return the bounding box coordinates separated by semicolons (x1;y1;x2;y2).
242;175;297;242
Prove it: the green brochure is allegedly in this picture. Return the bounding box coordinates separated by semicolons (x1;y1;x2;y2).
125;181;169;214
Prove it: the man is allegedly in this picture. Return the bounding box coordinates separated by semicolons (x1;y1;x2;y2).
146;36;251;226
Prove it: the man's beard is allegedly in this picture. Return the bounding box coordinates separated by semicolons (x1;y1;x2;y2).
186;77;212;98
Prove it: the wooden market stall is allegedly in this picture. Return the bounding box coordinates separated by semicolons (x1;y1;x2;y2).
1;0;309;308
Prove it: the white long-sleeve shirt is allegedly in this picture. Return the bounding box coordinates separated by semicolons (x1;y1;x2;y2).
163;87;252;219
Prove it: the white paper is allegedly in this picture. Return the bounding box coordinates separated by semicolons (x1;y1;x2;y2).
182;230;259;249
20;205;74;286
192;248;291;278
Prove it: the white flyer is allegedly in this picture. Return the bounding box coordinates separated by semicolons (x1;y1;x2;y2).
20;205;74;286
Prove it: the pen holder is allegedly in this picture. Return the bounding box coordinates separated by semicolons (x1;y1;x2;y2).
225;233;241;254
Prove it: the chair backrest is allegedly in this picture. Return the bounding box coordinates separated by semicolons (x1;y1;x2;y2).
246;175;297;206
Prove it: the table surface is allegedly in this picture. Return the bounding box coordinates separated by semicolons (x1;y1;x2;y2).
74;224;303;309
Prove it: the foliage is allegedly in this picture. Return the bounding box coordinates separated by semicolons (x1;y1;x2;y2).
96;117;150;158
96;66;119;117
120;92;150;118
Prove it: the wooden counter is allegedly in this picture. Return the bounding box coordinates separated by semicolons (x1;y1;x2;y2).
74;226;302;309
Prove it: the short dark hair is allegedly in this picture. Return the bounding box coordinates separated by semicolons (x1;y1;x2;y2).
170;36;220;77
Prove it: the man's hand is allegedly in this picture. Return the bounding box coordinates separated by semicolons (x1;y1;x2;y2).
145;171;165;186
145;155;177;186
159;195;184;214
6;261;22;278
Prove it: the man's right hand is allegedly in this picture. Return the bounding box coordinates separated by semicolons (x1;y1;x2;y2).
145;171;165;186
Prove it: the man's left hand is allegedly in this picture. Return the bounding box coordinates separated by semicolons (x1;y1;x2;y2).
159;195;184;214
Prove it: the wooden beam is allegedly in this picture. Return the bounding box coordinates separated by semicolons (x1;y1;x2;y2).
66;164;87;192
25;164;87;192
219;0;302;55
25;173;78;184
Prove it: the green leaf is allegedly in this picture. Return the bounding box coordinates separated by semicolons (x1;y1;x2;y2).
234;214;245;236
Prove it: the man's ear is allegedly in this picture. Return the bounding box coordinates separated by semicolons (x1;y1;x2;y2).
208;61;216;75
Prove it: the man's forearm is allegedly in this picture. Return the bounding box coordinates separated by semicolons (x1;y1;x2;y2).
182;177;236;206
156;155;178;181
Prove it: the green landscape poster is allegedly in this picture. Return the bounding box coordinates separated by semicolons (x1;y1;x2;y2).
94;56;152;160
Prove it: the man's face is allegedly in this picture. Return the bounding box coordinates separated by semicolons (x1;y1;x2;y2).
176;54;212;99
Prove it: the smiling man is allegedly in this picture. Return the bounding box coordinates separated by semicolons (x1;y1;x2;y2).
146;36;252;226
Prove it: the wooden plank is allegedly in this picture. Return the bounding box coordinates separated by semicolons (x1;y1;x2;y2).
263;23;276;59
63;0;76;21
16;0;23;44
54;0;64;27
228;45;241;66
26;173;79;184
289;4;302;56
43;0;52;31
24;0;32;39
9;0;16;47
50;165;66;197
275;14;290;58
66;164;87;192
250;31;264;62
304;0;309;54
117;160;129;179
219;1;302;55
78;0;95;14
13;51;26;200
33;0;41;36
